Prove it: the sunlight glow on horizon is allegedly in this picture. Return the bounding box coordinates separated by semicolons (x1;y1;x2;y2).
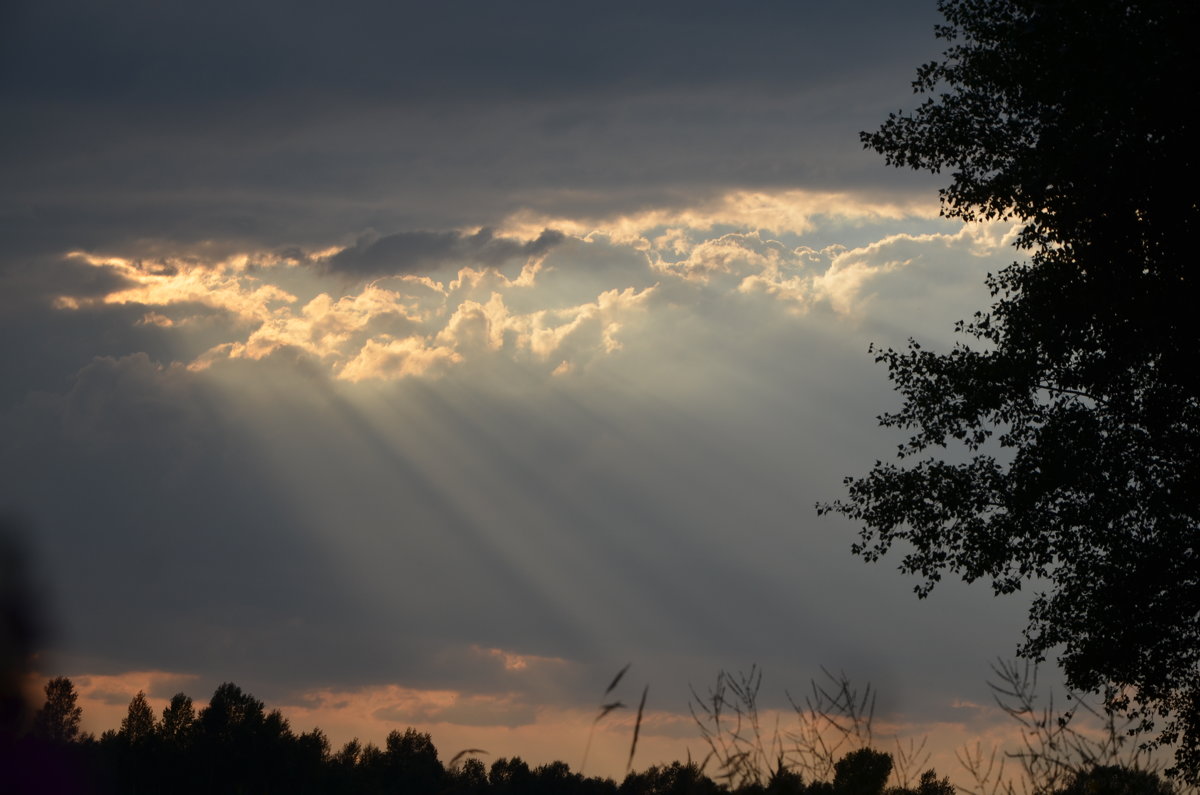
46;666;1063;784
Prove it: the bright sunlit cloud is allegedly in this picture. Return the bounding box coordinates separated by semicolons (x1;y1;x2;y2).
51;192;1017;387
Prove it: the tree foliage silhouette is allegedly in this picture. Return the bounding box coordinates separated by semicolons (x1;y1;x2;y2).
160;691;195;748
384;727;445;793
617;761;721;795
119;691;156;746
820;0;1199;781
490;756;535;795
1055;766;1173;795
833;748;892;795
194;682;299;793
32;675;82;744
9;673;1177;794
10;676;89;792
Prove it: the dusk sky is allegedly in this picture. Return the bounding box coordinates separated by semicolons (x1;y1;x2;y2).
2;0;1056;777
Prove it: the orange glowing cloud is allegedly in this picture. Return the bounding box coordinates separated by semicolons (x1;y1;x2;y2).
53;206;1016;384
499;189;941;245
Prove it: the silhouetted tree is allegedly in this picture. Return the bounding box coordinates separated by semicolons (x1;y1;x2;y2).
618;761;721;795
765;766;806;795
447;755;490;795
357;740;388;791
491;756;535;795
384;727;444;792
119;691;156;747
892;770;955;795
159;691;195;748
193;682;296;793
833;749;892;795
19;676;92;792
528;760;590;795
98;691;160;794
291;726;332;793
198;682;266;744
335;737;362;767
32;675;83;744
296;726;330;760
821;0;1200;780
1055;766;1173;795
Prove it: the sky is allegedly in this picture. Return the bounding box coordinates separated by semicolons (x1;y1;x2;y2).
1;0;1063;779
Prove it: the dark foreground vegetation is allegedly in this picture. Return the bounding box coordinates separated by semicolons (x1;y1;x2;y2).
0;675;1179;795
823;0;1199;780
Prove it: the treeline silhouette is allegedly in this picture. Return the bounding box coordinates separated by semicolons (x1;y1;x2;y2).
4;676;1176;795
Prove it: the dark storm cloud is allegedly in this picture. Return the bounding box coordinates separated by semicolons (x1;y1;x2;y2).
0;254;177;405
0;1;942;260
325;227;566;278
2;1;934;108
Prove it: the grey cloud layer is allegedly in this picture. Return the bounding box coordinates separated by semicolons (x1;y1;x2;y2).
326;228;565;277
1;1;942;261
4;2;936;108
